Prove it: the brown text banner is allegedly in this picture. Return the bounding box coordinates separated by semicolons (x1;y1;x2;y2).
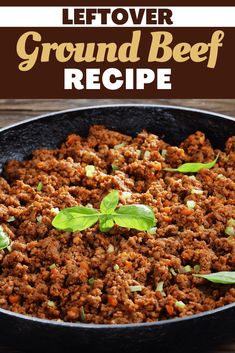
1;27;234;98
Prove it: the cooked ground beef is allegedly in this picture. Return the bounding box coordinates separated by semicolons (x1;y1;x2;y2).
0;125;234;324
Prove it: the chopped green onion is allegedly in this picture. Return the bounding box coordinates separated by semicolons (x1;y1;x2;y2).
225;226;235;237
228;219;235;227
85;203;93;209
175;301;186;309
144;150;151;160
129;285;143;292
217;174;226;180
155;281;166;296
194;264;201;272
113;264;119;271
107;244;115;253
148;227;157;235
49;263;56;270
0;225;10;250
122;192;132;200
161;149;167;157
7;216;15;223
136;149;141;157
184;265;192;273
186;200;196;209
36;215;42;223
88;277;95;286
191;188;203;195
80;306;86;321
156;281;164;292
51;207;60;215
6;245;12;252
224;156;229;162
170;268;177;276
47;300;55;307
114;142;126;150
85;165;95;177
36;182;43;192
111;164;119;171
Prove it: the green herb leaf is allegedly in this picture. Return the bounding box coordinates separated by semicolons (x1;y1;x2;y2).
52;207;99;232
52;191;156;234
193;271;235;284
0;225;10;250
164;154;219;174
114;205;156;231
100;190;119;214
99;215;114;232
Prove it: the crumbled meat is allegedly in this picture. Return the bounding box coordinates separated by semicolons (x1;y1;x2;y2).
0;125;234;324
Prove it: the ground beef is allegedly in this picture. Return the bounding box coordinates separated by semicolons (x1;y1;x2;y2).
0;126;234;324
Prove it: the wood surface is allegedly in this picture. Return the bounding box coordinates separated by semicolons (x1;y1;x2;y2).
0;99;234;353
0;99;235;128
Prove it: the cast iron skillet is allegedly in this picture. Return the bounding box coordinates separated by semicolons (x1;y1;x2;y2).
0;105;235;353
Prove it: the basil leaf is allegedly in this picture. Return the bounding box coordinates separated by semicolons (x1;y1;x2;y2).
52;191;157;233
193;271;235;284
52;207;99;232
100;190;119;214
0;225;10;250
99;215;114;232
165;154;219;173
114;205;156;231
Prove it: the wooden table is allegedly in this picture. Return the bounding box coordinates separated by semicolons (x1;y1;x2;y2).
0;99;234;353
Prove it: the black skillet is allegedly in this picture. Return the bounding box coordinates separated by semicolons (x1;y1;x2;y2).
0;105;235;353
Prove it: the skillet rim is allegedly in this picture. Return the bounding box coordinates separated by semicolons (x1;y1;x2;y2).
0;103;235;133
0;103;234;329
